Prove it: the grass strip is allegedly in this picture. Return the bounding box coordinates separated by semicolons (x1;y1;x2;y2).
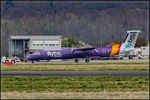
1;63;149;71
1;76;149;92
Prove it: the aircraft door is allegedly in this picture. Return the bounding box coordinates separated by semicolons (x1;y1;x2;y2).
41;50;47;60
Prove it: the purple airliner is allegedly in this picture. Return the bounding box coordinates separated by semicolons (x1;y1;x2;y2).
26;30;141;63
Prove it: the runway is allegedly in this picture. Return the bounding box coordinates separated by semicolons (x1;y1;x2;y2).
1;71;149;77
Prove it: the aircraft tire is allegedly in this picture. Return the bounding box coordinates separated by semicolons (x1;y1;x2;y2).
85;59;89;63
32;61;34;63
5;60;9;63
129;56;133;59
75;59;79;63
11;60;15;63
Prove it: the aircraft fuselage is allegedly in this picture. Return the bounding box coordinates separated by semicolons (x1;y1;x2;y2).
26;44;121;61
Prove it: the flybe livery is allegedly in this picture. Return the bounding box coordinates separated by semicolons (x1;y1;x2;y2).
26;30;141;63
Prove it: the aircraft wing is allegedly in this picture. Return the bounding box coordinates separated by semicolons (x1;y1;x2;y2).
72;47;95;53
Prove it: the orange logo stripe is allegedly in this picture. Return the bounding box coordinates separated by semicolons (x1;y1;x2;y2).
110;44;121;56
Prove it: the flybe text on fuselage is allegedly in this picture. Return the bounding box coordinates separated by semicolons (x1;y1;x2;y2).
47;51;62;57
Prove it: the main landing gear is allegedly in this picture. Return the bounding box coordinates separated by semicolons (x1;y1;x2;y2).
75;59;79;63
31;61;34;63
74;58;90;63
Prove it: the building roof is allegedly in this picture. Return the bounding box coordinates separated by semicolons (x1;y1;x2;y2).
10;35;61;40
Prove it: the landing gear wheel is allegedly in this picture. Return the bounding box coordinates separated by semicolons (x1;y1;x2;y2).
129;56;133;59
11;60;15;63
32;61;34;63
85;59;89;63
75;59;79;63
5;60;9;64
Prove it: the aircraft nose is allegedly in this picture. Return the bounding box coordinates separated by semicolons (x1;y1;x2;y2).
26;54;32;61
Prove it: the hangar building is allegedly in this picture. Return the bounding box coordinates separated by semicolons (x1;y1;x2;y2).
9;36;62;60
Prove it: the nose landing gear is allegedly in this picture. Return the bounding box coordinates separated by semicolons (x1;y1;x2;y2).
85;59;89;63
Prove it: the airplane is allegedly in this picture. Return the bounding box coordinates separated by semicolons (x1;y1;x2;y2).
26;30;141;63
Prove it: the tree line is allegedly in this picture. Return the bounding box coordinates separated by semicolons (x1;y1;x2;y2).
1;1;149;55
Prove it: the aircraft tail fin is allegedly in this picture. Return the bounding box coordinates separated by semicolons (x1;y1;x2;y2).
122;30;141;49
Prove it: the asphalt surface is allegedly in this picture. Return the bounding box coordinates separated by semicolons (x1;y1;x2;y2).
1;71;149;77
